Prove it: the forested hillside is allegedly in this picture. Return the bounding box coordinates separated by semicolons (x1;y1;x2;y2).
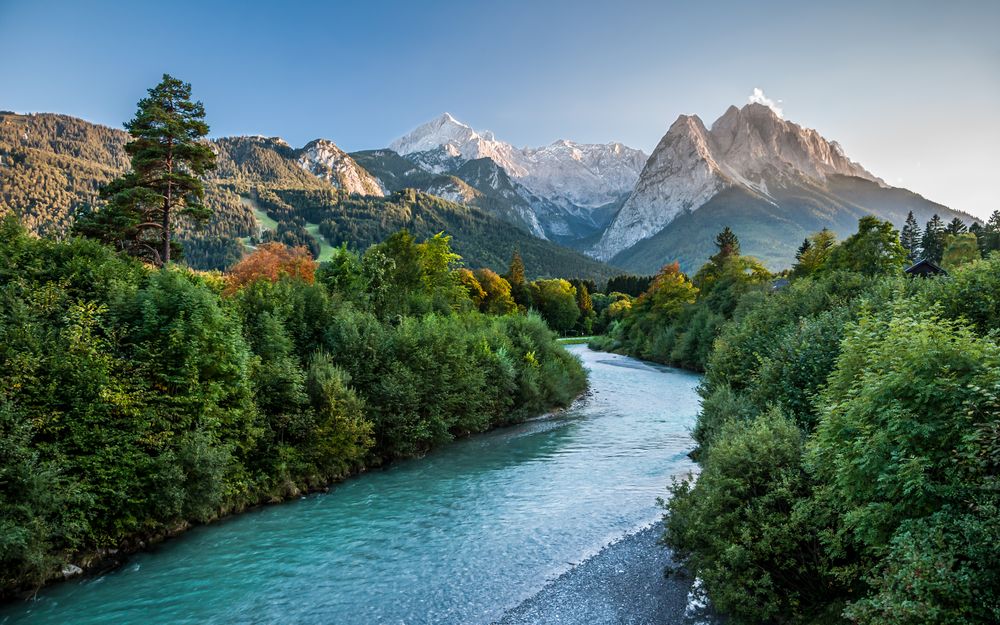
0;112;619;281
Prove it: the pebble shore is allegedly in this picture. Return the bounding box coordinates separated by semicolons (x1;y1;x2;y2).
493;522;717;625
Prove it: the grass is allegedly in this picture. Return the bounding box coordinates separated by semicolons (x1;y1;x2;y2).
557;336;597;345
304;221;336;263
241;196;333;262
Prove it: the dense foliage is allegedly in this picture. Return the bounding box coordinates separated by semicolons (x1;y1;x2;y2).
0;216;586;597
591;229;771;370
617;217;1000;624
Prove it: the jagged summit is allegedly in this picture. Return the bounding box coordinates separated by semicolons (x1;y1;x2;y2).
387;113;647;237
296;138;385;196
593;103;886;260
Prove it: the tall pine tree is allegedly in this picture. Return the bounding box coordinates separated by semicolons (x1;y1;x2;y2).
899;211;922;262
505;249;531;309
795;237;812;262
714;226;741;259
920;214;946;263
76;74;215;266
982;210;1000;255
945;216;968;235
505;249;526;287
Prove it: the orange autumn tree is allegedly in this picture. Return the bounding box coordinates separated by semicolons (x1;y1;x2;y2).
225;242;317;295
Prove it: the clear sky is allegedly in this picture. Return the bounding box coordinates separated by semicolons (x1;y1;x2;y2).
2;0;998;217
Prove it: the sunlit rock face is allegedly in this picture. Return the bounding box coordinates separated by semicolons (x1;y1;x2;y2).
390;113;647;239
592;103;882;260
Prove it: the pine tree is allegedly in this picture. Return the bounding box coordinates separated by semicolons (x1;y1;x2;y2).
899;211;922;262
76;74;215;266
505;249;531;309
714;227;740;258
969;222;986;255
945;217;967;235
506;249;526;286
920;214;946;263
795;238;812;262
983;210;1000;255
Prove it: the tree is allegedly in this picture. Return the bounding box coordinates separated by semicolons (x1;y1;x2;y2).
573;282;595;334
714;226;740;260
828;216;907;276
945;216;967;235
795;237;812;262
473;268;516;315
505;249;526;286
982;210;1000;255
505;249;532;309
941;233;980;271
76;74;215;266
457;268;487;307
899;211;921;262
529;279;580;334
225;242;317;294
920;214;946;263
636;262;699;320
793;228;837;276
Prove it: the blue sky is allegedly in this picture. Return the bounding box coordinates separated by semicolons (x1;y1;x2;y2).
1;0;998;217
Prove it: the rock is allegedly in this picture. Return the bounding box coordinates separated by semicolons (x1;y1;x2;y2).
61;564;83;578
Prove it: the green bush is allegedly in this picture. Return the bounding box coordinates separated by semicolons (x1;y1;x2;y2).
0;216;586;595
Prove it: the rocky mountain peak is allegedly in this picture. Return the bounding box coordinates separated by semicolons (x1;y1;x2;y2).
387;114;647;220
593;102;887;260
297;138;385;196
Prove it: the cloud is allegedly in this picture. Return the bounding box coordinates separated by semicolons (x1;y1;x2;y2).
748;88;783;118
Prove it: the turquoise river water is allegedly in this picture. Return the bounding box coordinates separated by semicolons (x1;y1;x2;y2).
0;346;702;625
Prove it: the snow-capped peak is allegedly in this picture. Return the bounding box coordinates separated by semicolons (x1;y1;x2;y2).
388;114;647;211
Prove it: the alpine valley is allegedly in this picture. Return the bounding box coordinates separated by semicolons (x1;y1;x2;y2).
0;103;974;277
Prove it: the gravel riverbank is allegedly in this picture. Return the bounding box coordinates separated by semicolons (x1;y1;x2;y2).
493;522;717;625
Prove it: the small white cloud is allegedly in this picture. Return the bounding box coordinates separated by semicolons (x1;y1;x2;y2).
748;88;783;118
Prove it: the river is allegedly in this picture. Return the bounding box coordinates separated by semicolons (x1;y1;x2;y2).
0;346;702;625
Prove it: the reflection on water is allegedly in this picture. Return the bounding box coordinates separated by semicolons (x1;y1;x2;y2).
0;347;701;625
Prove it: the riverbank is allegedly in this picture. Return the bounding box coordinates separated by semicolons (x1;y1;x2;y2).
495;522;717;625
2;388;592;604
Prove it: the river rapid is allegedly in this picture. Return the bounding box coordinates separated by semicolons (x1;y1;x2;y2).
0;346;702;625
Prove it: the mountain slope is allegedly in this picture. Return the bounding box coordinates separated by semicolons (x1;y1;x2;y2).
297;139;385;196
598;103;975;270
351;149;546;236
0;112;618;279
388;113;647;241
265;188;622;282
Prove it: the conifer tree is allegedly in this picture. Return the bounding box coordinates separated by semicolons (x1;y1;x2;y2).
899;211;922;262
920;214;946;263
505;249;531;309
714;227;740;259
506;249;526;286
795;238;812;262
76;74;215;266
984;210;1000;254
945;216;968;235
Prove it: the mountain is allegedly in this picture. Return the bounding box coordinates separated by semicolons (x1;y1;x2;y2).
0;112;619;281
387;113;647;241
595;103;976;272
350;149;545;236
308;189;622;282
297;139;385;196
